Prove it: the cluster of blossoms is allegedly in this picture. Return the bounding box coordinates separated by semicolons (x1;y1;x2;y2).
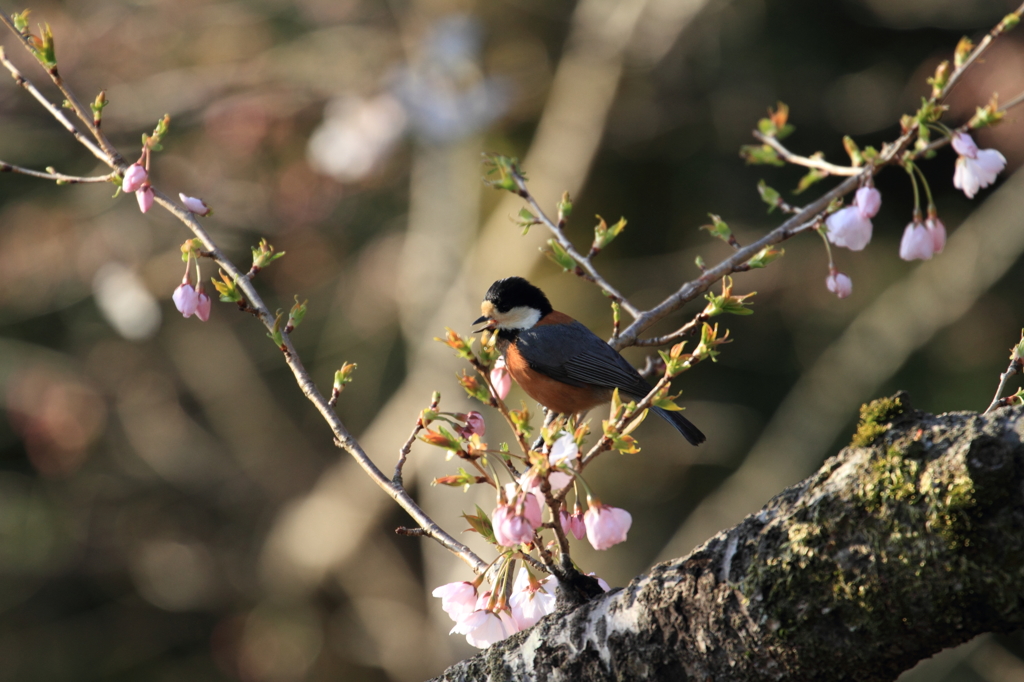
420;396;634;648
433;567;609;648
821;132;1006;298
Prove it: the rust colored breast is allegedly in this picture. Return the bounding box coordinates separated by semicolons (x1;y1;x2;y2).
506;342;610;415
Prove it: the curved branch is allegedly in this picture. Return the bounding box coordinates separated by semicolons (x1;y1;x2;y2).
433;398;1024;681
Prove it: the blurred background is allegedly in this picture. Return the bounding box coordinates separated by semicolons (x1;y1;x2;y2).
1;0;1024;679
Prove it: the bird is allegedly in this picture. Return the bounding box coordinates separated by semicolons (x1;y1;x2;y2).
473;276;705;445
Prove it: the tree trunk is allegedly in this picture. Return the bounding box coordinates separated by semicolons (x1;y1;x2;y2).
432;395;1024;681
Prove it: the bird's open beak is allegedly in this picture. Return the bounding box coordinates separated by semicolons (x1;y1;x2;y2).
473;315;496;333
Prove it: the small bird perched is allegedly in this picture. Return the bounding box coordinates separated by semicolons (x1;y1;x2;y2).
474;277;705;445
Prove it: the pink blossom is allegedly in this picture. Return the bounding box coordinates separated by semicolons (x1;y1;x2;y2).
136;187;154;213
492;501;535;547
546;432;577;490
899;220;934;261
559;506;586;540
491;356;511;400
952;132;1006;198
509;568;557;630
826;271;852;299
926;215;946;254
826;186;881;252
450;608;518;648
503;483;543;530
584;502;632;550
179;193;212;216
173;282;200;317
854;186;881;218
122;163;148;193
195;290;212;321
432;581;478;619
462;411;486;437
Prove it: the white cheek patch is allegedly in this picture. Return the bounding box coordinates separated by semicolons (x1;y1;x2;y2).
498;306;541;330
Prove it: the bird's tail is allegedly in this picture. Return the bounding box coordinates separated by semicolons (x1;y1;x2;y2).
652;407;706;446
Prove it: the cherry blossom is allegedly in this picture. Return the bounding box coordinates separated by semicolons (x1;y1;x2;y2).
584;502;632;550
899;219;934;261
172;282;200;317
136;186;154;213
195;290;212;322
560;505;586;540
826;270;852;299
508;568;557;630
462;411;486;437
432;581;478;619
179;193;212;216
952;132;1006;199
490;356;511;400
121;163;148;193
926;215;946;254
825;186;881;251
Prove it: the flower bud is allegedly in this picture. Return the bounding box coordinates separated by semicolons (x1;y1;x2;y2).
195;290;211;321
136;187;154;213
826;271;852;299
173;282;199;317
122;163;148;193
899;220;934;261
179;193;212;216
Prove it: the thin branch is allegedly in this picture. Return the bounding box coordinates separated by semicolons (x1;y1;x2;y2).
0;47;108;164
634;310;709;348
394;392;439;485
514;182;642;319
0;12;123;164
984;362;1019;413
0;160;116;183
753;132;861;176
939;3;1024;100
152;187;489;574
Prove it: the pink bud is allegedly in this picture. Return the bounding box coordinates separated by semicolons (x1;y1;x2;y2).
173;282;200;317
853;186;881;219
195;290;212;321
899;220;934;261
490;357;511;401
926;216;946;254
826;271;852;299
463;411;486;437
492;503;534;547
559;507;586;540
583;502;632;550
179;193;212;216
122;163;148;193
136;186;154;213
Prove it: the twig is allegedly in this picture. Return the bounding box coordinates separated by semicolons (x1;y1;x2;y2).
513;180;642;320
984;361;1020;413
394;392;440;485
0;47;108;164
939;3;1024;101
753;132;861;176
0;160;116;184
634;311;709;348
0;13;123;164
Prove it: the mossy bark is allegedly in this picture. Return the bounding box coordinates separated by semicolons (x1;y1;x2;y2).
431;398;1024;681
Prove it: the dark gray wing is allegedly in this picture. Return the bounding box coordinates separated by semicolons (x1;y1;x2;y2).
515;321;652;397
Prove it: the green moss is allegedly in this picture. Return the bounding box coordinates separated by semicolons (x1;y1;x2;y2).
851;395;906;447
